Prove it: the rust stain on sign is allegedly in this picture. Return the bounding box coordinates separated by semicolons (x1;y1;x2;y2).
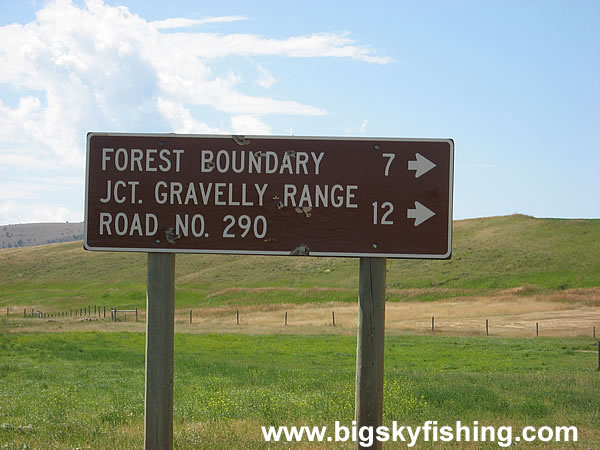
290;244;310;256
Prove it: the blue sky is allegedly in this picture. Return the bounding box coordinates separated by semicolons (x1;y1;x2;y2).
0;0;598;224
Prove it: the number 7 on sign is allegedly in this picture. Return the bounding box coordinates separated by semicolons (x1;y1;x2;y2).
382;153;395;176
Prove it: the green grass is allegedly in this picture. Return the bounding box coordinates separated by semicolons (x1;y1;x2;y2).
0;215;599;310
0;328;598;447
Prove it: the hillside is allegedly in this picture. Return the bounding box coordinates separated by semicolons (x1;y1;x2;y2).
0;222;84;249
0;215;598;310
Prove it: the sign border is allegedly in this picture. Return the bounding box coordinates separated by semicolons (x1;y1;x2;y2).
84;133;454;259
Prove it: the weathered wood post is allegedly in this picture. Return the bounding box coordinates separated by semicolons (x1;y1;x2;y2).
432;316;435;332
355;257;386;450
332;311;336;327
189;309;192;324
285;311;288;326
486;319;489;336
536;322;539;337
145;252;175;450
236;310;239;325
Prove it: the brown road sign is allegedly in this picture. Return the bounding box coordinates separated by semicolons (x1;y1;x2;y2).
84;133;454;258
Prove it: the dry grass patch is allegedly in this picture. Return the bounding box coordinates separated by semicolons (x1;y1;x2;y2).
7;288;598;338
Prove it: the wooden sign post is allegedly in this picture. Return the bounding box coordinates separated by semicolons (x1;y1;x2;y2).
144;252;175;450
355;258;386;449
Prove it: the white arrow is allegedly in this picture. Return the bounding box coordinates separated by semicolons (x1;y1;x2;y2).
407;201;436;227
408;153;436;178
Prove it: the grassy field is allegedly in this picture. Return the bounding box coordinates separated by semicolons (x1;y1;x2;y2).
1;215;599;311
0;327;598;448
1;214;598;447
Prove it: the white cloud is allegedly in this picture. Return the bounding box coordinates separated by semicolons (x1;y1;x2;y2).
230;115;272;135
345;119;370;136
150;16;247;29
156;98;226;134
162;31;394;63
0;0;387;142
359;119;369;133
256;64;276;88
0;176;82;201
0;201;81;225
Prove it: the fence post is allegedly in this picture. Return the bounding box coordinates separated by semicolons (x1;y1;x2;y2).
536;322;539;337
432;316;435;332
24;308;26;318
486;319;489;336
236;310;239;325
136;308;139;322
104;306;106;319
189;309;192;324
332;311;336;327
285;311;288;326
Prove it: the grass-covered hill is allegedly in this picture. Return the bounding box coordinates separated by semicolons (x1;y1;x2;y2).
0;215;598;310
0;222;84;249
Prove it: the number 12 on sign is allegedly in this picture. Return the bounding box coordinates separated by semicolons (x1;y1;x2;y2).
372;202;394;225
